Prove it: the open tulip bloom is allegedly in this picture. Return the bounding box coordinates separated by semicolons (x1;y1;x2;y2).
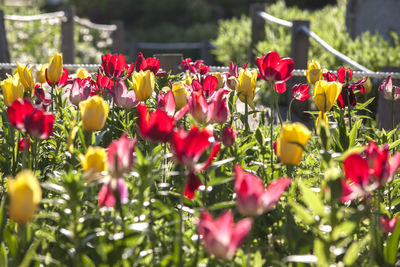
198;210;253;259
101;53;134;80
234;165;291;216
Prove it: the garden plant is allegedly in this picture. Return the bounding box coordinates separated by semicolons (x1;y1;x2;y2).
0;49;400;267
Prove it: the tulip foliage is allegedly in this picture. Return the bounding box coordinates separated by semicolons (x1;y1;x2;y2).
0;51;399;267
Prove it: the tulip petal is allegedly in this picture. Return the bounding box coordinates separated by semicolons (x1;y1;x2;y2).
343;153;370;187
184;172;202;199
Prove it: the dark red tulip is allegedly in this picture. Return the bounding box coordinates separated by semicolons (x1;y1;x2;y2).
18;137;30;152
291;84;310;101
24;108;55;140
256;51;294;83
137;104;175;143
101;53;134;80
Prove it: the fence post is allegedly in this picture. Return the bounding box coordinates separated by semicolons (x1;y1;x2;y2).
200;40;212;65
248;3;266;64
289;20;310;120
153;53;182;75
61;6;75;64
111;20;124;54
0;10;9;78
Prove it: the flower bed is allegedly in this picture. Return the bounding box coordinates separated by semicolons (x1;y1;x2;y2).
0;50;400;266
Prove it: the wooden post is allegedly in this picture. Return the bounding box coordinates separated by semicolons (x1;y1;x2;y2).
289;20;310;120
61;6;75;64
248;3;266;64
111;20;124;54
0;10;10;78
200;40;212;65
153;53;183;75
377;66;400;130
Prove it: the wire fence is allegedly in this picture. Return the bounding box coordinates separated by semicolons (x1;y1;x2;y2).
256;11;373;73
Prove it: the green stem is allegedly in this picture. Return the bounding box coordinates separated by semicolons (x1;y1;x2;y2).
346;90;352;131
391;98;394;131
288;98;295;122
244;96;250;132
270;108;274;183
274;91;283;126
178;187;184;267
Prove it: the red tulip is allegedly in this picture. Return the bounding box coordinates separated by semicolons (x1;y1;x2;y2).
181;58;209;75
380;216;398;234
192;75;218;98
341;142;400;202
101;53;134;80
170;126;220;199
337;67;353;84
8;98;35;130
291;84;310;101
234;165;291;216
18;137;30;152
170;126;220;173
95;71;114;93
69;77;92;105
256;51;294;83
134;52;161;76
112;81;138;109
107;133;137;177
198;210;253;259
137;104;175;143
221;126;237;147
98;178;129;207
24;108;55;140
188;90;209;124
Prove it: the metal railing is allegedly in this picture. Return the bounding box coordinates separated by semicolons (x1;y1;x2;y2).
256;10;373;73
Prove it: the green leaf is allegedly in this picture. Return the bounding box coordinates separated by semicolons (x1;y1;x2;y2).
290;201;315;225
314;238;330;267
355;97;375;111
207;177;233;187
3;229;17;257
0;243;7;267
384;219;400;264
299;182;325;217
207;201;236;211
343;234;370;266
332;221;357;241
252;250;264;267
19;239;41;267
348;119;362;148
389;138;400;150
254;128;263;146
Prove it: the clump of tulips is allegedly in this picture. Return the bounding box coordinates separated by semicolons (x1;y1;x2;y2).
0;50;399;267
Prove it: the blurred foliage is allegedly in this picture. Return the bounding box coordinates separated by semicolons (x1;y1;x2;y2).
213;0;400;71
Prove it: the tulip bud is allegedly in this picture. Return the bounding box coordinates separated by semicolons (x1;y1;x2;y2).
306;60;323;84
76;67;89;79
314;80;342;113
172;81;188;109
236;68;257;109
7;170;42;224
212;72;225;90
112;81;138;109
1;75;25;106
47;53;63;83
127;70;155;101
79;146;107;174
36;64;48;84
79;95;109;132
276;123;311;166
221;126;237;146
16;63;34;90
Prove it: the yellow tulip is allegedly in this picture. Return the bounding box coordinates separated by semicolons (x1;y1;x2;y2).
79;95;109;132
76;67;89;79
213;72;225;90
7;170;42;224
306;60;323;84
236;68;257;109
16;63;34;90
276;122;311;166
1;75;25;106
183;73;193;86
172;81;188;109
36;64;48;84
313;80;342;113
79;146;107;174
128;70;155;101
47;53;63;83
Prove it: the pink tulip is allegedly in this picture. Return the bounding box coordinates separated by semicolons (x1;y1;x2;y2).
380;216;398;234
234;165;291;216
107;133;137;177
69;77;92;105
112;81;138;109
98;178;129;207
198;210;253;259
221;126;237;147
157;90;176;117
188;90;208;124
208;89;230;124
